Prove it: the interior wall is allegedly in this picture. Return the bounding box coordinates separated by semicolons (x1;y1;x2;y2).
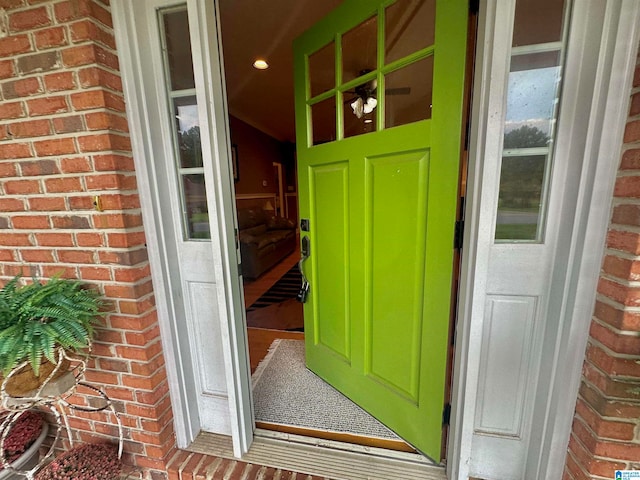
229;115;283;197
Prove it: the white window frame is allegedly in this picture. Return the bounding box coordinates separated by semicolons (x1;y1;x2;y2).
111;0;640;477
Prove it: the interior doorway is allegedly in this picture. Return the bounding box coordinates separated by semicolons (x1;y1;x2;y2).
219;0;471;462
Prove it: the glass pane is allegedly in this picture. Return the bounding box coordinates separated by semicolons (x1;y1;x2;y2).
505;62;560;143
183;174;210;239
513;0;565;47
385;0;435;64
309;41;335;98
162;9;195;90
385;56;433;129
342;15;377;84
311;97;336;145
495;155;547;241
344;81;377;139
174;96;203;168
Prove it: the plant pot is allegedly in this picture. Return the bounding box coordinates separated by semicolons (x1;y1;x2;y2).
1;358;71;398
0;419;48;480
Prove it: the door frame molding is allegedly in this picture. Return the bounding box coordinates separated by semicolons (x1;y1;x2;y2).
112;0;640;476
449;1;640;478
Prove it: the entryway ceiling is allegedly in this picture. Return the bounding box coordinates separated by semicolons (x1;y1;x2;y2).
219;0;342;143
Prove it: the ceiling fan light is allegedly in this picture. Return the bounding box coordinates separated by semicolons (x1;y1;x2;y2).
351;97;364;118
363;96;377;114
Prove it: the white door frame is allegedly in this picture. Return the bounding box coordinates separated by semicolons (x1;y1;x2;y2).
449;1;640;478
112;0;640;476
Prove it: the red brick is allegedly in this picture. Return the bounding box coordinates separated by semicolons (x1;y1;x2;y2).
93;154;134;171
0;198;25;211
34;232;74;247
17;51;59;75
44;72;76;92
70;19;115;49
108;312;157;331
0;163;17;177
61;44;96;67
0;101;25;120
77;266;111;281
612;204;640;227
34;26;67;49
0;250;17;261
34;138;76;157
630;92;640;116
607;230;640;255
52;215;91;229
60;156;91;173
2;77;41;99
107;231;146;248
95;213;142;229
20;249;54;263
597;277;640;307
0;233;32;246
78;66;122;91
26;96;68;116
100;194;140;210
594;300;640;331
0;141;30;159
614;176;640;198
75;232;104;247
625;120;640;143
589;321;640;355
83;370;119;386
57;250;94;263
9;6;51;31
602;255;640;282
28;197;66;211
52;115;85;134
620;148;640;170
85;173;137;190
12;215;50;229
85;111;129;132
0;34;32;56
8;119;51;138
0;59;15;80
43;177;83;194
70;91;125;112
3;179;41;194
67;196;94;211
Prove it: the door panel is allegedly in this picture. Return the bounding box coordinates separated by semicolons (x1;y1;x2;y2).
295;0;467;459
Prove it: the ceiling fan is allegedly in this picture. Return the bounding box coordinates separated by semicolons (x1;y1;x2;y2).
345;69;411;119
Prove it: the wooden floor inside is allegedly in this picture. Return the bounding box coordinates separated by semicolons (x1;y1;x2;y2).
243;250;414;454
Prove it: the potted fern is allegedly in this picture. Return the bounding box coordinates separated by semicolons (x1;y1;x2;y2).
0;276;104;398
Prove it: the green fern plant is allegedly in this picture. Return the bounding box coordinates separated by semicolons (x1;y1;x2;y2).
0;275;104;376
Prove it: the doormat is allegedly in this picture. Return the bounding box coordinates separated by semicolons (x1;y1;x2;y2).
247;264;302;312
252;339;401;441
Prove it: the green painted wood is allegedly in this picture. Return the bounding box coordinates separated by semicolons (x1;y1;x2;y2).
294;0;467;460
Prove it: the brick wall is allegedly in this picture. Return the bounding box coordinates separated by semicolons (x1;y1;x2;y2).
0;0;176;477
564;44;640;479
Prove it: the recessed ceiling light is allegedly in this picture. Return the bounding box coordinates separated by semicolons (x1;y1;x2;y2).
253;59;269;70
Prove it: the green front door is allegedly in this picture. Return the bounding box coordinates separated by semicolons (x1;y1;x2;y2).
294;0;467;459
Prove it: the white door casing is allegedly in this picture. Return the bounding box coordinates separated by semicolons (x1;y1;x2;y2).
112;0;640;476
450;1;640;479
111;0;253;455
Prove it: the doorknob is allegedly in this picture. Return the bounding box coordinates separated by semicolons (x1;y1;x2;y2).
297;236;310;303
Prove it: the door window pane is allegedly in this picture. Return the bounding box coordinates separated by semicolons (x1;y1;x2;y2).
385;0;435;64
174;97;203;168
183;174;210;239
342;15;377;84
495;0;567;242
495;155;546;241
309;41;335;98
162;9;195;90
385;56;433;129
311;96;336;145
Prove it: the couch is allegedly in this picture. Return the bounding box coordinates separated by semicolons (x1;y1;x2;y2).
237;208;297;279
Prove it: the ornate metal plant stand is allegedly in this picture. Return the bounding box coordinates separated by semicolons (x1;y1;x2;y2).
0;349;123;479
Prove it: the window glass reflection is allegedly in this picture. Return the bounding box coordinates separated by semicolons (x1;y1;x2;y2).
309;42;335;98
174;97;203;168
183;174;210;239
342;15;377;84
162;9;195;91
385;56;433;129
385;0;435;64
311;96;336;145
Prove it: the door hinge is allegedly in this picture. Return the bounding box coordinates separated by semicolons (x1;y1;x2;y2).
442;403;451;426
454;220;464;250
